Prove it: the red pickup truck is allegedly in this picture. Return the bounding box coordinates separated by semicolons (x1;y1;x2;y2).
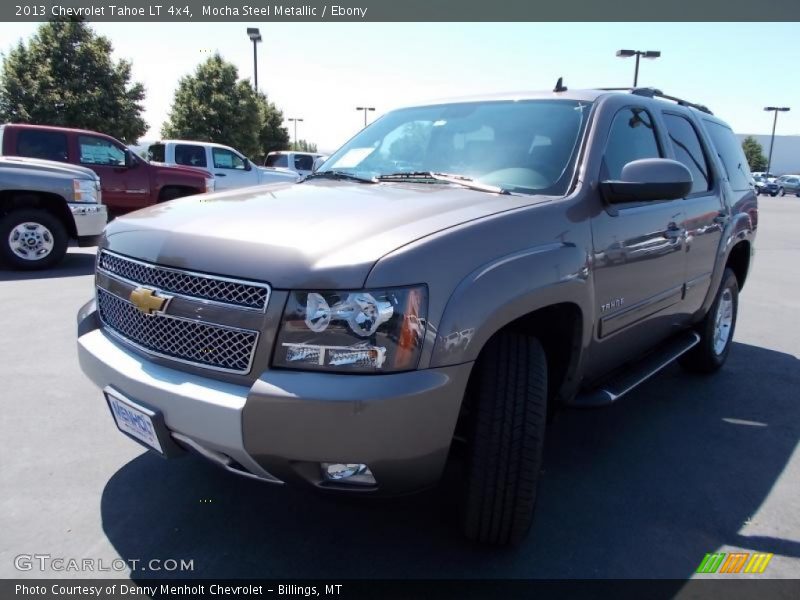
0;124;213;215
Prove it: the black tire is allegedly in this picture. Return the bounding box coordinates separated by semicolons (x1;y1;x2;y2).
158;187;189;202
779;187;786;197
679;268;739;374
0;209;68;270
462;331;548;545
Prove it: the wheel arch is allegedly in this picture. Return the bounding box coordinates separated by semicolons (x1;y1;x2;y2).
0;190;76;238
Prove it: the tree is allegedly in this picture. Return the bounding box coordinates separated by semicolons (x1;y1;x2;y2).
291;139;318;152
742;136;767;172
0;19;146;143
162;55;289;161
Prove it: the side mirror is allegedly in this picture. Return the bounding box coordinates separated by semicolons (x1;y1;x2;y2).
599;158;692;204
123;149;133;168
312;156;327;173
243;158;252;171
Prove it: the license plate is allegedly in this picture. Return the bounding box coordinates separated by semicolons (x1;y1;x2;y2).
105;390;164;454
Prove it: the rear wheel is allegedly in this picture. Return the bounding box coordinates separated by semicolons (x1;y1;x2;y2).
779;187;786;197
462;331;548;545
679;268;739;373
0;209;68;270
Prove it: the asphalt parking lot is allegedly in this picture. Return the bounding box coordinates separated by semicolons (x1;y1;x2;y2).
0;197;798;582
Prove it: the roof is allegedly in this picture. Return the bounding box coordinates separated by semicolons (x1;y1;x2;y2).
154;139;239;150
1;122;120;138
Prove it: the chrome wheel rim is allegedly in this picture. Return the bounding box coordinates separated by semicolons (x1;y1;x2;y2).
713;288;734;355
8;221;54;261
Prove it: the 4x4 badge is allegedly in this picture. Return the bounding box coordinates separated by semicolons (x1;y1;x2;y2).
130;287;171;316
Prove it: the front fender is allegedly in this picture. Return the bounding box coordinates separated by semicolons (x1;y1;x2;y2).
430;242;593;368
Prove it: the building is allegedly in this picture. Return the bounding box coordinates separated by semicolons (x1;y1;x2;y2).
736;134;800;175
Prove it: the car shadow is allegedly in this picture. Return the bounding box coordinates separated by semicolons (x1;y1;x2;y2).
0;249;96;281
100;342;799;580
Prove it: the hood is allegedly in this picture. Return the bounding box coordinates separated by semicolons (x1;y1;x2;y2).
148;161;211;178
0;156;98;180
103;179;545;289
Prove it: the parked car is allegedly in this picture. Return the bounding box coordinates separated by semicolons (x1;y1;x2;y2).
0;124;214;215
776;174;800;197
264;151;327;178
78;86;756;545
147;140;300;190
753;174;779;196
1;156;106;269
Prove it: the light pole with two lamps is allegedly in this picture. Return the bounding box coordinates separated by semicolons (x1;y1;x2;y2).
246;28;262;90
356;106;375;128
763;106;790;177
616;49;661;87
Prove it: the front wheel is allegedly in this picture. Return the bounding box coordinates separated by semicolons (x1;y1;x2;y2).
679;268;739;373
0;209;68;270
779;187;786;197
461;331;548;545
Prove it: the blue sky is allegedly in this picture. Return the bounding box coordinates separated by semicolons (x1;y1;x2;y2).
0;22;797;152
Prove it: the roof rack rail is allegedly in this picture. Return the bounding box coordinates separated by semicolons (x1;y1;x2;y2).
595;87;713;115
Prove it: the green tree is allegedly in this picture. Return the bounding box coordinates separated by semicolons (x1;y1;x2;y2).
742;136;767;172
162;55;289;161
291;139;318;152
0;19;146;143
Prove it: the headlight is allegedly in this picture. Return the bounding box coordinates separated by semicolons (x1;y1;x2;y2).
205;177;215;193
73;179;99;203
274;286;427;373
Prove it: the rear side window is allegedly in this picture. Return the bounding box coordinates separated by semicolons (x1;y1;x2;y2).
703;121;751;191
148;143;165;162
174;144;207;168
266;154;288;168
78;135;126;166
17;130;69;162
603;108;661;180
294;154;314;171
663;114;712;194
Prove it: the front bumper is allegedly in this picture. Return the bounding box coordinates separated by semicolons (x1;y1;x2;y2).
77;300;472;495
69;203;107;237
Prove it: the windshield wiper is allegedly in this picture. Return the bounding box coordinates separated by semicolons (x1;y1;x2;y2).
376;171;509;195
305;170;377;183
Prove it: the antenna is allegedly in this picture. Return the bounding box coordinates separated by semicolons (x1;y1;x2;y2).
553;77;568;93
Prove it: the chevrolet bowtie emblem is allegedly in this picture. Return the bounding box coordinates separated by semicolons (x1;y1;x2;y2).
130;287;171;315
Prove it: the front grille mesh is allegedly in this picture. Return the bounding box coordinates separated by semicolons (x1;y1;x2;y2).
97;289;258;373
98;251;269;310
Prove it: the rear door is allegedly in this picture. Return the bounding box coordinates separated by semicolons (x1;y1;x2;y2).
661;111;724;314
77;134;150;211
586;105;687;381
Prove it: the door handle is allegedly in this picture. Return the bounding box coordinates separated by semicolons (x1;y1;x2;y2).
215;173;227;177
664;223;684;239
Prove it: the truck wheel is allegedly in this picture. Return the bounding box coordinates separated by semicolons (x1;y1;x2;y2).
0;209;68;270
679;268;739;374
462;331;547;545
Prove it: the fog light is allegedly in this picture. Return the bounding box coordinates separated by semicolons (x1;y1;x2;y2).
321;463;376;486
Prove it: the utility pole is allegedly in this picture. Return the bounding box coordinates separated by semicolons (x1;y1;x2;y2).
763;106;790;176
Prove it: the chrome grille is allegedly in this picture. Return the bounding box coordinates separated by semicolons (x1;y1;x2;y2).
97;289;258;373
98;250;269;311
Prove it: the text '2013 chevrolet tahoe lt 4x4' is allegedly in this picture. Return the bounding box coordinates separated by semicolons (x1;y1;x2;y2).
77;87;757;545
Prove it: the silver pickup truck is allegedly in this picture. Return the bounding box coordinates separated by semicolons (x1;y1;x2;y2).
78;87;757;545
1;156;106;269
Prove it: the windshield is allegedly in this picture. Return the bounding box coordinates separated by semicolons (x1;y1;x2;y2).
319;99;592;195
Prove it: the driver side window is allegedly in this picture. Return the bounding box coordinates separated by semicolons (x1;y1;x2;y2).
603;108;661;180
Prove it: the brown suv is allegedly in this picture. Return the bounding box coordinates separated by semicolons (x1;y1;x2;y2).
0;124;213;215
78;87;757;545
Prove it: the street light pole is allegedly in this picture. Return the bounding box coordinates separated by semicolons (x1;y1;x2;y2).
356;106;376;128
288;118;303;149
763;106;790;176
616;49;661;87
246;28;262;91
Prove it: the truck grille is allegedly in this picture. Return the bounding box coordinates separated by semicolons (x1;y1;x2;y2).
97;289;259;374
97;250;270;311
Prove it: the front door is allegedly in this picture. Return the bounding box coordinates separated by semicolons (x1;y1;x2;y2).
210;147;258;190
76;134;150;212
585;106;687;381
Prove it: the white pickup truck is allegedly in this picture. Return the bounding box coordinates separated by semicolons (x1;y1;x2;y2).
147;140;299;191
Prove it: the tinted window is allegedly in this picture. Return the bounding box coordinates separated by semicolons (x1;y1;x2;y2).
703;121;751;191
78;135;125;166
603;108;661;180
212;148;246;170
294;154;314;171
174;144;207;168
17;130;69;162
663;114;712;194
266;154;288;168
147;144;165;162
